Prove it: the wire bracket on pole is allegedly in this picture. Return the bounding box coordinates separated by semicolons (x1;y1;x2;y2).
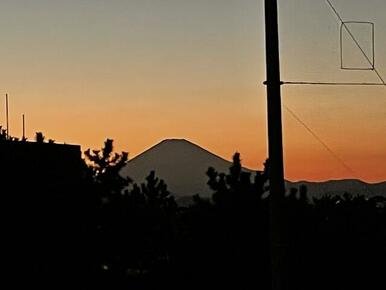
263;81;284;86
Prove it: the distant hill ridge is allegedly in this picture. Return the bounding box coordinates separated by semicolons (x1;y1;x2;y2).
121;139;386;200
289;179;386;198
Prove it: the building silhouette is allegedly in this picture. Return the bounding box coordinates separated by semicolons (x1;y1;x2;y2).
0;139;84;286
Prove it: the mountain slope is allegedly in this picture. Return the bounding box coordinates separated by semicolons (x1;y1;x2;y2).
121;139;386;200
121;139;252;197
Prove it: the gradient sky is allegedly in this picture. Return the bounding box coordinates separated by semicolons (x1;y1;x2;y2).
0;0;385;182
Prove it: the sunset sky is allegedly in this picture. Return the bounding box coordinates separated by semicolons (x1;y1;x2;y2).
0;0;385;182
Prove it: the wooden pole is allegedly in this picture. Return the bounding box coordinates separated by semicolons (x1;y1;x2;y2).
264;0;287;289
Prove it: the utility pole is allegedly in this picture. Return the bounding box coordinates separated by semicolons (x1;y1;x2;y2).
264;1;287;290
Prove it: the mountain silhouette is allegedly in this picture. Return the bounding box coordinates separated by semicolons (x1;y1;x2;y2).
121;139;386;201
120;139;253;199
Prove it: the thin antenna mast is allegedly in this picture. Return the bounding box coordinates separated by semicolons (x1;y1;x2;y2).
6;94;9;139
22;114;26;140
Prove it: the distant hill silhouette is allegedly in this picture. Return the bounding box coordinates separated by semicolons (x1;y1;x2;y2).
289;179;386;198
121;139;386;202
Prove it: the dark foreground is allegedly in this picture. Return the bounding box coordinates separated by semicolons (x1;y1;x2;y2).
1;139;385;289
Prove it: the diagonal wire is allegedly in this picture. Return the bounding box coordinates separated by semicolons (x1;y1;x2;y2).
283;104;356;175
326;0;386;86
284;104;375;196
279;2;379;195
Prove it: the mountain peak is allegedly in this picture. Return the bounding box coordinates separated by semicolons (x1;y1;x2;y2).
162;138;190;143
129;138;233;165
158;138;199;148
159;138;204;148
121;138;246;197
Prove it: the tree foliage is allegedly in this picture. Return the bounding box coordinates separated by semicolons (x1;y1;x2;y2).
84;139;131;197
82;146;385;289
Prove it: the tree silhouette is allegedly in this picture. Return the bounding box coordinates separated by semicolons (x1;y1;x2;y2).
35;132;45;143
78;143;385;290
207;153;269;207
84;138;131;197
0;126;7;140
173;153;272;289
84;139;180;287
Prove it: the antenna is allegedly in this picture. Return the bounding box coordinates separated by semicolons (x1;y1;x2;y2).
5;93;9;139
22;114;26;140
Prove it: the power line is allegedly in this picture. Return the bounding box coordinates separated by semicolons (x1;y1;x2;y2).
325;0;386;86
284;104;375;196
279;2;381;196
283;104;356;175
287;1;386;88
283;81;384;86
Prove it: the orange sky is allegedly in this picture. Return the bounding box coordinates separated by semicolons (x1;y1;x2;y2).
0;0;385;182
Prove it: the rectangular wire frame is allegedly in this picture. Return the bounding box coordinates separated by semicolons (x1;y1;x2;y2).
340;21;375;70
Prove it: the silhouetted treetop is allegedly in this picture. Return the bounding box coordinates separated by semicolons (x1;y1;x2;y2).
206;153;269;206
84;139;131;196
35;132;45;143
